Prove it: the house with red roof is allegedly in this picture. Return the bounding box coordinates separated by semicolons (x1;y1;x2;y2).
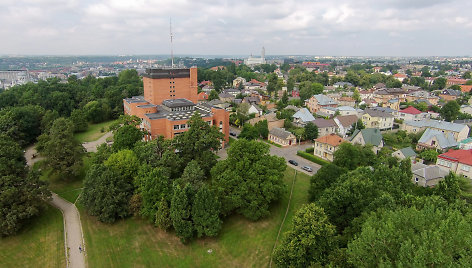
197;92;208;102
314;134;346;162
398;106;430;121
460;85;472;93
437;149;472;178
394;73;408;82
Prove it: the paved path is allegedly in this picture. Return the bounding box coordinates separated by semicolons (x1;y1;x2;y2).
50;193;86;268
25;147;86;268
82;131;113;152
222;126;321;175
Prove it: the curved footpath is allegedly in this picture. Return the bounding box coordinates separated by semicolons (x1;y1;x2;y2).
25;146;87;268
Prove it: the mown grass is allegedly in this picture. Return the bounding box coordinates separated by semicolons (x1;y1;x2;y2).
0;205;65;268
80;167;311;268
74;119;119;143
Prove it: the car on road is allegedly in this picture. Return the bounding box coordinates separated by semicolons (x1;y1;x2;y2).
288;160;298;166
230;132;237;137
302;166;313;172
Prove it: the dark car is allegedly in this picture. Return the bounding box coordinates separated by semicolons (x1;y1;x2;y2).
230;132;237;137
302;166;313;172
288;160;298;166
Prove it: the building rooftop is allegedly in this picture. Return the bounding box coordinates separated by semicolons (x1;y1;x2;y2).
400;106;422;115
364;108;394;118
145;101;212;121
351;128;383;146
143;68;191;79
418;128;458;149
270;127;294;140
162;98;195;108
315;133;345;146
313;94;337;106
293;108;315;123
124;96;147;104
313;118;337;128
404;119;468;133
412;164;449;182
398;147;417;158
438;149;472;166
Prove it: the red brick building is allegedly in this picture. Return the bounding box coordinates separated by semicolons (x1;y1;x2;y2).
124;68;229;144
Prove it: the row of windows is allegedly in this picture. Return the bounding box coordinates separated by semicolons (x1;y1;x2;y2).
174;124;187;130
462;165;470;172
438;159;452;168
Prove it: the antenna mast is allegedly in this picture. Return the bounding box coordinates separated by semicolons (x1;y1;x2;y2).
170;18;174;69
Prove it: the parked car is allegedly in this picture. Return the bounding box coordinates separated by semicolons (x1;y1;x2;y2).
302;166;313;172
288;160;298;166
230;132;237;137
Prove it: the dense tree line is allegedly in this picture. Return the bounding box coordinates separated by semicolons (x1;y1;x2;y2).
0;70;143;146
274;143;472;267
81;113;287;243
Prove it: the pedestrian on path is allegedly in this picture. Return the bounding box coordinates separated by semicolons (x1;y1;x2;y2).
79;246;82;253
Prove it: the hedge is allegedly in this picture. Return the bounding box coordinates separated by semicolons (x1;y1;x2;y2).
305;147;314;153
297;151;329;166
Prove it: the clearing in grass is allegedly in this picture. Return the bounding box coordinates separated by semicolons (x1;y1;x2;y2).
74;119;119;143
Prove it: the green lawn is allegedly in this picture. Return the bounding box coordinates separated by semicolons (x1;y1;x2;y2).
0;205;65;268
74;119;119;143
80;167;311;268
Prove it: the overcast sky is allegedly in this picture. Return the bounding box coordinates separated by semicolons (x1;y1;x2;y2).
1;0;471;56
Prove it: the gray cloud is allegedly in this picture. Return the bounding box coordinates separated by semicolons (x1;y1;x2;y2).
0;0;471;56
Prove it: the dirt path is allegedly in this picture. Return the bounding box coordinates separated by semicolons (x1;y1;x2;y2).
81;131;113;152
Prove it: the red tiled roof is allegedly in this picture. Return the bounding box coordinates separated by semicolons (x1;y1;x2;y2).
460;85;472;93
394;73;407;78
400;106;422;115
315;133;345;146
438;149;472;166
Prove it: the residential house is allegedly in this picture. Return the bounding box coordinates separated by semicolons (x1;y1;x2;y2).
384;98;400;110
248;104;263;117
321;106;359;117
406;90;439;105
233;77;246;87
362;108;394;130
401;119;469;141
334;115;358;137
248;113;284;130
337;96;356;107
313;118;339;137
458;137;472;150
392;147;417;160
398;106;430;121
439;89;461;101
314;134;346;162
373;88;408;103
446;78;468;86
333;82;353;88
268;127;296;147
218;92;235;103
394;73;407;82
243;96;261;105
197;92;208;102
350;128;384;153
223;88;241;97
292;108;315;127
411;162;449;187
460;105;472;115
437;149;472;178
416;128;458;151
362;98;378;107
306;94;338;113
460;85;472;93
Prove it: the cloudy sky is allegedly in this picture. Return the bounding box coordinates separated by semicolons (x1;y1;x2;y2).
1;0;471;56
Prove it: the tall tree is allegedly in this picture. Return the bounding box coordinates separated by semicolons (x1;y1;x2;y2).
304;122;319;141
440;100;460;122
40;118;84;178
82;164;134;223
254;119;269;139
192;185;222;237
212;139;286;220
274;204;336;267
170;183;194;243
113;125;143;151
70;109;88;133
0;135;50;236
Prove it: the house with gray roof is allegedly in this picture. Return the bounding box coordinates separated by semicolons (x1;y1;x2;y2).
268;127;296;147
416;128;458;151
411;162;448;187
292;108;315;127
401;119;469;142
392;147;417;160
350;128;384;153
313;118;339;137
306;94;338;113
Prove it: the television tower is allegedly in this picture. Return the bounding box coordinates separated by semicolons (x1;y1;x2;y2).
170;18;174;69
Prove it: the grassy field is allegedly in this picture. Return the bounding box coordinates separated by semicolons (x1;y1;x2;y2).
80;167;311;268
74;119;119;143
0;205;65;268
